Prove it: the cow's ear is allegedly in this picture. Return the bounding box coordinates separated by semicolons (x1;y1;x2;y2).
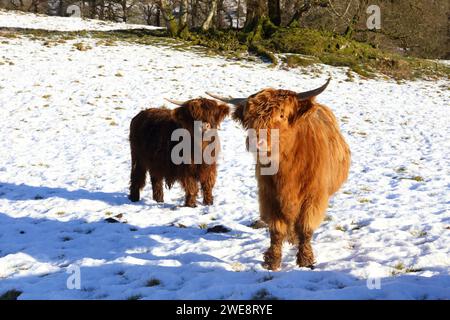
232;104;245;126
291;99;315;123
173;106;192;125
215;103;230;123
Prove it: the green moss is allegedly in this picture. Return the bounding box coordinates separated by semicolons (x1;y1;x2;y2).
5;25;448;80
249;42;278;65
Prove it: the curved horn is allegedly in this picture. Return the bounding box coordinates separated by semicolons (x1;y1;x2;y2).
297;78;331;101
164;98;185;106
205;92;247;106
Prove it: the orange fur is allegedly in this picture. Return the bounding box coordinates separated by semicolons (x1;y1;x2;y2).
233;88;350;270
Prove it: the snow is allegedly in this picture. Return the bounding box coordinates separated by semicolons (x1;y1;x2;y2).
0;9;162;31
0;11;449;300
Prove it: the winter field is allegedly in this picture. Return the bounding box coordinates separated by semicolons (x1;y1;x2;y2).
0;10;449;300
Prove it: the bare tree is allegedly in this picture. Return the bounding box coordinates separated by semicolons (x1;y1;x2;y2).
179;0;188;33
201;0;217;31
158;0;178;35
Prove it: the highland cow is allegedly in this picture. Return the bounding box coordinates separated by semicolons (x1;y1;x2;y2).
207;79;350;270
129;98;229;207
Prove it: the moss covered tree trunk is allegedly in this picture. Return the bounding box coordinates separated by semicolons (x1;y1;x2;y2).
244;0;267;31
267;0;281;26
179;0;189;37
158;0;178;37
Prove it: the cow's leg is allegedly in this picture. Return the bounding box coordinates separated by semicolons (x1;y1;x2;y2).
150;176;164;203
295;197;328;268
199;168;216;205
296;228;315;268
129;159;146;202
181;176;199;207
262;220;287;271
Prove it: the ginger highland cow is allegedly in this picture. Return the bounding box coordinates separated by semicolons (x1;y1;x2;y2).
129;98;229;207
207;79;350;270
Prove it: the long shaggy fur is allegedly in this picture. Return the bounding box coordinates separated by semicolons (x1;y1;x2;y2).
129;98;229;207
232;88;350;270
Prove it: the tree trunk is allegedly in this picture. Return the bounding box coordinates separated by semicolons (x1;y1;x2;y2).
158;0;178;36
201;0;218;31
121;0;127;22
155;7;161;27
236;0;241;29
267;0;281;26
244;0;267;31
216;0;224;29
179;0;188;31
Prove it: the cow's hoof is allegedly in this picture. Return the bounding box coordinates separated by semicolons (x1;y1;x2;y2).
262;251;281;271
296;253;315;269
128;194;140;202
184;203;197;208
203;199;213;206
154;198;164;203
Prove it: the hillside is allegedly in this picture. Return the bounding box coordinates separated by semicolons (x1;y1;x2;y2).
0;11;449;300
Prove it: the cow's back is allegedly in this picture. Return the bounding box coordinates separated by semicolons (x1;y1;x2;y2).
313;104;351;195
129;108;180;179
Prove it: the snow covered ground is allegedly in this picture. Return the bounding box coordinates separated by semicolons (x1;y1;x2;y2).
0;12;449;300
0;9;162;31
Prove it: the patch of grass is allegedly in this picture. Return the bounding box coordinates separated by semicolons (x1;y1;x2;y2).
96;39;116;46
6;25;447;80
335;225;346;232
324;215;333;222
394;262;405;271
392;262;423;275
145;278;161;287
231;262;245;272
0;289;22;300
358;198;371;204
56;211;65;216
74;42;91;51
283;54;319;68
198;223;208;230
411;230;427;237
399;175;424;182
251;288;278;300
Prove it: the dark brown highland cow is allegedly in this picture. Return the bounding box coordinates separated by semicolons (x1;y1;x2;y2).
207;79;350;270
129;98;229;207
